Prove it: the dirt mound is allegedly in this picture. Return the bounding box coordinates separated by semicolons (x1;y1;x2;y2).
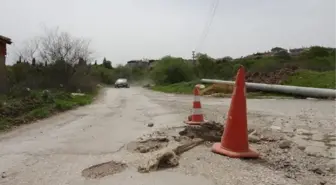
245;65;299;84
127;137;169;153
178;121;256;142
82;160;127;179
178;121;224;142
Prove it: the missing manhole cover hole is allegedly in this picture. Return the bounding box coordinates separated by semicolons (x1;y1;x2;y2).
82;160;127;179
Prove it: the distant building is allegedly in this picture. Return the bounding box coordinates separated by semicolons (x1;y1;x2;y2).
126;60;148;68
0;35;12;94
289;48;307;56
0;35;12;56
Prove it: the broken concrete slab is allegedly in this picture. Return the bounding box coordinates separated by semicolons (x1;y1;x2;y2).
137;138;204;173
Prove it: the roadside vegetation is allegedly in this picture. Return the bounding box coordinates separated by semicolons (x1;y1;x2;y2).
1;27;335;131
147;46;335;95
0;27;142;131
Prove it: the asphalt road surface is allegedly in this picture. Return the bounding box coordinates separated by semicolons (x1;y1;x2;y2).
0;87;335;185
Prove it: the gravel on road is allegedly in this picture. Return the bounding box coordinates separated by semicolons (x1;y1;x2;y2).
0;87;335;185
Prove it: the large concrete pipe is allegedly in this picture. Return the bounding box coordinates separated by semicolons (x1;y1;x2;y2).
201;79;336;98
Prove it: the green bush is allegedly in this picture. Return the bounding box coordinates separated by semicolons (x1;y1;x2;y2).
194;54;217;78
150;56;195;85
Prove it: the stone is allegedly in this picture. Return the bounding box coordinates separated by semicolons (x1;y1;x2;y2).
279;140;292;149
138;145;150;153
270;126;281;131
248;135;260;143
304;146;328;157
1;172;6;178
309;167;325;175
296;128;311;135
328;140;336;146
327;133;336;137
312;133;324;141
293;133;310;139
292;136;309;150
326;159;336;172
147;123;154;127
320;181;327;185
326;147;336;159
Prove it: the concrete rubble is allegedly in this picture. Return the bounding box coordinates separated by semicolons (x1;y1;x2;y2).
81;120;335;185
1;87;335;185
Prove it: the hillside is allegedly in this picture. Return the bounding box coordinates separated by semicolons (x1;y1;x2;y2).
148;46;335;94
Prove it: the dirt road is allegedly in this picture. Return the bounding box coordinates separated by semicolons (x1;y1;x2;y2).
0;87;335;185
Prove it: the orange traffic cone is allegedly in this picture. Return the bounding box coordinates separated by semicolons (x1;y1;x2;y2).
184;86;208;125
212;66;259;158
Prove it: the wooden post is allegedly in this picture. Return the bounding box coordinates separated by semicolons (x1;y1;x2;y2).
0;35;12;94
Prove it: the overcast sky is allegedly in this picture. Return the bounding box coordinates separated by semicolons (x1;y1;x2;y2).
1;0;335;65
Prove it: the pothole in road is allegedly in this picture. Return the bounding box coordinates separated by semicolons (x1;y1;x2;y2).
178;121;224;142
127;137;169;153
82;161;127;179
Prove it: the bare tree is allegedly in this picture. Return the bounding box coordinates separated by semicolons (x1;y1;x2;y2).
16;37;40;63
38;27;93;64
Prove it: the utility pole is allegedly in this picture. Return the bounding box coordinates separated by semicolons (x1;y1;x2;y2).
192;51;196;65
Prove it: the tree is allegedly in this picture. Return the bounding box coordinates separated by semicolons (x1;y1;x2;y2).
306;46;330;58
102;57;112;69
32;58;36;66
194;53;216;78
271;47;286;53
16;37;40;63
150;56;194;85
274;50;290;60
16;27;93;65
38;27;93;64
216;56;233;63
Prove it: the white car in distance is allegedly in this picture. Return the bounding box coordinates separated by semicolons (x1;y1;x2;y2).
114;78;130;88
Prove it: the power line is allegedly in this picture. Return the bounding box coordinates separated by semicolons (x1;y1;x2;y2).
195;0;220;53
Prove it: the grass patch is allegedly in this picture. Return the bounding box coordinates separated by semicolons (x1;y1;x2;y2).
283;70;335;89
0;90;97;132
28;106;53;119
150;82;293;98
150;81;203;94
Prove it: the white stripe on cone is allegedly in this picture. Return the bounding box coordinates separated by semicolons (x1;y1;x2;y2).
194;96;201;101
192;108;203;115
